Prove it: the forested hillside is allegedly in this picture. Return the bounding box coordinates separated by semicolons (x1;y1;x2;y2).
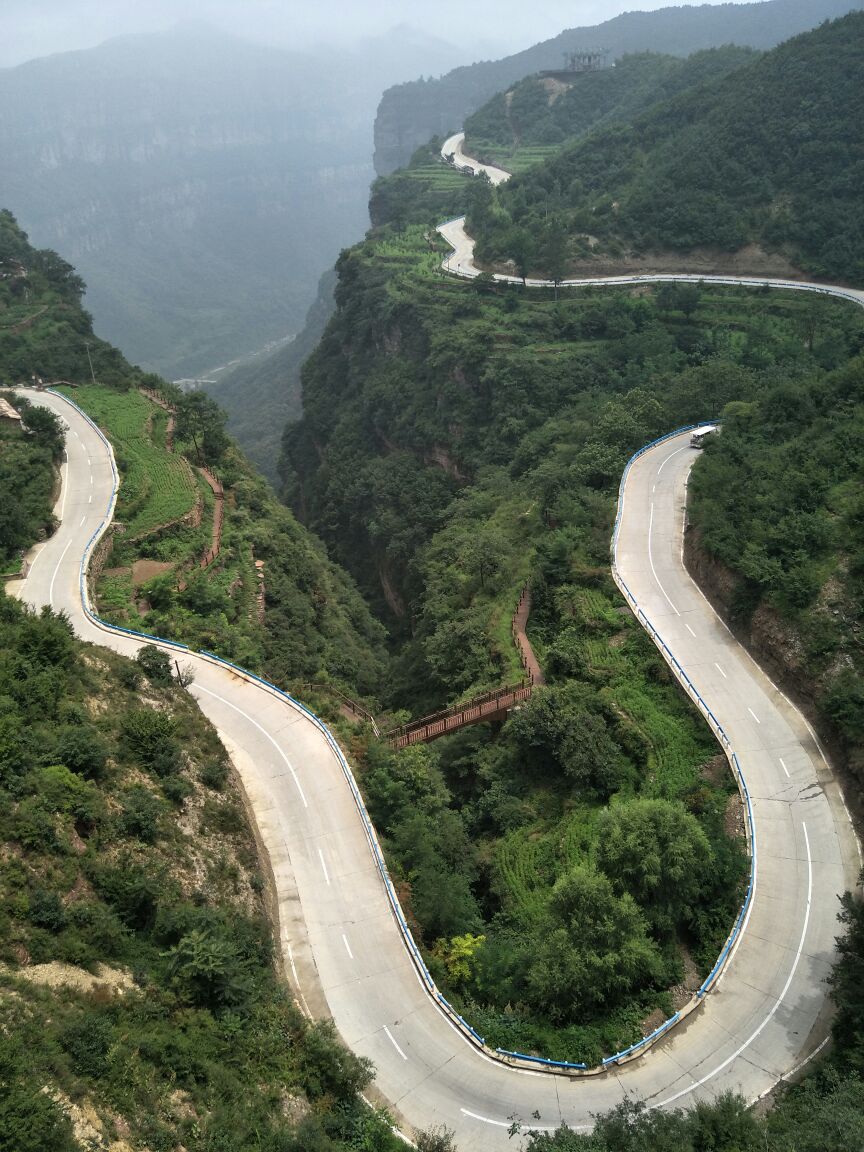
475;13;864;284
0;601;407;1151
5;3;864;1141
688;353;864;785
282;127;864;1058
463;47;755;171
373;0;864;174
0;210;386;698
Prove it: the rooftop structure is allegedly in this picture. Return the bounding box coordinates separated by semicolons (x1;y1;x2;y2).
0;397;22;423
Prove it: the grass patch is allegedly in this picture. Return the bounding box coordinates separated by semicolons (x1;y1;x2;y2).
59;385;195;537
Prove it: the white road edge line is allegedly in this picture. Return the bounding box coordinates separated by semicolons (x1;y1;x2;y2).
48;540;73;608
648;502;680;616
318;848;331;886
459;1109;512;1129
194;683;308;807
656;445;687;476
656;820;811;1108
383;1025;408;1061
58;459;69;521
286;943;313;1018
459;1108;574;1134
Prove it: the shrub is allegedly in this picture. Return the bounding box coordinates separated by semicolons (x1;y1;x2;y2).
162;927;250;1008
28;890;66;933
60;1013;114;1079
0;1080;78;1152
11;799;56;851
51;725;108;779
118;786;164;843
120;708;180;776
200;760;228;791
136;644;173;686
89;857;161;931
161;775;193;805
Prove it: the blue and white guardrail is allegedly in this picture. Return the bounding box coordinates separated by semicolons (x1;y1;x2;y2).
47;386;753;1076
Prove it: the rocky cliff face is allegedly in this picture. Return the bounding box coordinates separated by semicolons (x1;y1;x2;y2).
373;0;864;175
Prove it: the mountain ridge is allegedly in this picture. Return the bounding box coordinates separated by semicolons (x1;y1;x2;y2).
373;0;864;175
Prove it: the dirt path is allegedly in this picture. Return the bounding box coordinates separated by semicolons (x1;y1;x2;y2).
198;466;224;567
512;583;545;685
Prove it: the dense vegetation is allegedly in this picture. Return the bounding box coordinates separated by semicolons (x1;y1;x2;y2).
283;135;864;1055
0;393;64;570
65;380;386;694
473;13;864;283
0;207;407;1151
5;4;864;1139
0;211;387;694
688;352;864;783
520;888;864;1148
0;598;406;1151
463;47;755;172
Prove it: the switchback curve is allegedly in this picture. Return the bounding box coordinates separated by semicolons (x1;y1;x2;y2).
436;134;864;310
9;150;863;1143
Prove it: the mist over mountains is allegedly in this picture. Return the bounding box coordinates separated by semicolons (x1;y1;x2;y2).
0;22;467;379
373;0;864;174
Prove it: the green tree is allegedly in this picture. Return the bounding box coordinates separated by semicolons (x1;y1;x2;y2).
508;226;535;285
163;927;249;1008
0;1081;78;1152
538;218;569;298
175;391;229;464
298;1019;373;1101
507;684;631;797
136;643;173;686
52;724;108;779
596;799;714;933
524;866;661;1019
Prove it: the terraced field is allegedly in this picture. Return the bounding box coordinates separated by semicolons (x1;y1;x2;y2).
59;385;196;538
461;139;560;174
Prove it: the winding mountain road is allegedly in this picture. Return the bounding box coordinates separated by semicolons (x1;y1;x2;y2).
9;141;862;1146
437;135;864;310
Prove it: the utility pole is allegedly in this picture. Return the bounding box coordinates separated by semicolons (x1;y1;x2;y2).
85;341;97;386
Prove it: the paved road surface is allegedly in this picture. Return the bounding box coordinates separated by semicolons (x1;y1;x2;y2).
441;132;511;186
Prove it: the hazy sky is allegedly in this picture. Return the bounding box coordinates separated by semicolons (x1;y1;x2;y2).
2;0;763;68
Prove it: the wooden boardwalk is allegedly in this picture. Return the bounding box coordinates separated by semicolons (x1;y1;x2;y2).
387;681;533;749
